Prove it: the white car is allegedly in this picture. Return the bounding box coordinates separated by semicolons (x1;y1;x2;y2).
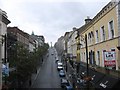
57;66;63;71
57;62;63;71
57;62;63;66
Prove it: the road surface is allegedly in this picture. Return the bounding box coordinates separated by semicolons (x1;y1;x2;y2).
31;47;61;88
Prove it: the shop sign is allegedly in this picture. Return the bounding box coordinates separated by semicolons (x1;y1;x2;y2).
104;51;116;66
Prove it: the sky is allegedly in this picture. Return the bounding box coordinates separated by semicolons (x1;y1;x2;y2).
0;0;111;45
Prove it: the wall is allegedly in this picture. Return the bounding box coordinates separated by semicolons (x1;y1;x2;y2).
80;2;119;70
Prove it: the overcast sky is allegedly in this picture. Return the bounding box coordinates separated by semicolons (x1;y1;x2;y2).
0;0;111;45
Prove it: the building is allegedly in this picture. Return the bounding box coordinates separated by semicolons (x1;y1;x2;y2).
31;32;45;48
7;27;29;49
67;28;77;61
79;1;120;71
29;36;36;52
55;36;64;56
7;27;38;63
55;1;120;89
63;32;70;58
0;9;10;90
72;1;120;89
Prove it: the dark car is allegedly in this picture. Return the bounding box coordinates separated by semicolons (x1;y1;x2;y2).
55;58;59;63
59;70;65;77
61;78;70;88
51;53;54;55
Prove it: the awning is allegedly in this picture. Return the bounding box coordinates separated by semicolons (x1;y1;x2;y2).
95;75;120;89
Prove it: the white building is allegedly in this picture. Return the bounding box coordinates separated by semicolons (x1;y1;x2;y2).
55;36;64;56
67;28;77;61
0;9;10;90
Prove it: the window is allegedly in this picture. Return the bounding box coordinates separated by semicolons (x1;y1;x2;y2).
97;51;100;66
89;51;95;65
109;20;114;39
88;33;91;44
84;52;86;62
101;26;105;41
111;48;115;51
91;31;94;43
82;53;84;61
96;30;99;43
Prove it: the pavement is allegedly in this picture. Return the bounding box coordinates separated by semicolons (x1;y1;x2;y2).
65;61;76;87
24;55;47;88
30;59;46;87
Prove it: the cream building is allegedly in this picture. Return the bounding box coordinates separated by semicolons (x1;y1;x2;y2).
79;1;120;70
67;28;77;61
0;9;10;89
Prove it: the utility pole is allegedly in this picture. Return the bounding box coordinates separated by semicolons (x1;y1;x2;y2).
85;34;89;90
85;34;89;77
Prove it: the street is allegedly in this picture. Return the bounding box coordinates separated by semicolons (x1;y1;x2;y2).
31;47;61;88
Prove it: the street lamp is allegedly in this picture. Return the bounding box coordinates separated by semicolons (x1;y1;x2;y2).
79;34;90;90
79;34;89;77
85;34;89;78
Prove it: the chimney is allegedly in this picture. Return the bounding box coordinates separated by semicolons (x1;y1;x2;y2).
73;27;77;31
85;16;92;24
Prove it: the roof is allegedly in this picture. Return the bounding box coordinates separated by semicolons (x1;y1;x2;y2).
77;1;118;34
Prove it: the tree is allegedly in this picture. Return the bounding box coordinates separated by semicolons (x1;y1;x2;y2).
8;42;49;88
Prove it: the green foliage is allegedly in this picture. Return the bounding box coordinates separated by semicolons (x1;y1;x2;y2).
8;42;49;85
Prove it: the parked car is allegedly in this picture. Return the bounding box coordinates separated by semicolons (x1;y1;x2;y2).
65;85;73;90
57;62;63;66
55;57;59;63
59;70;65;77
51;53;54;55
57;66;63;71
55;59;59;63
61;78;70;88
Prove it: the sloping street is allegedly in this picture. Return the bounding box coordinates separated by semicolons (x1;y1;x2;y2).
31;47;61;88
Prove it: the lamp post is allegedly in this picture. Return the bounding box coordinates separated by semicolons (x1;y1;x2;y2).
79;34;90;90
85;34;89;78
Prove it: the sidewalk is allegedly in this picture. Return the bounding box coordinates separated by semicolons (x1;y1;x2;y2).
30;62;42;87
24;55;47;88
65;61;76;87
